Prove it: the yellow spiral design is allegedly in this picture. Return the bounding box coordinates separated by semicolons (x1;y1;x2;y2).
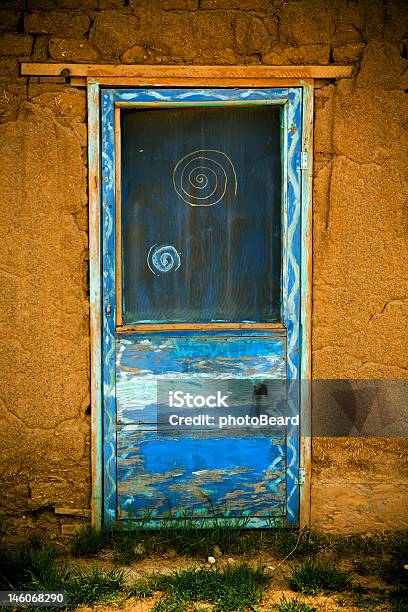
173;149;238;207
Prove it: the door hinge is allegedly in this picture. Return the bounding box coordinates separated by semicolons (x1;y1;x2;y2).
296;467;306;485
299;151;309;171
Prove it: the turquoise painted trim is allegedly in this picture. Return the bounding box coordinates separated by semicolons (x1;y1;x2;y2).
282;88;303;526
111;88;289;105
100;87;305;527
101;89;118;524
283;88;302;379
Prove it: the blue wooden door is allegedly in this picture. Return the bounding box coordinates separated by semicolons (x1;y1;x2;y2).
101;88;304;527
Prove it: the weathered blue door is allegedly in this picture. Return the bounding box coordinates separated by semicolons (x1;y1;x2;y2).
101;88;304;527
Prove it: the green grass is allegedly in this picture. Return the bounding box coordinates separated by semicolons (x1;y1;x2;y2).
71;516;259;559
0;539;59;590
271;594;317;611
70;521;321;561
289;558;351;595
3;529;406;611
29;565;126;608
71;523;147;564
127;577;160;599
151;515;253;557
70;525;109;557
70;523;408;571
0;539;126;608
152;564;270;612
1;537;271;611
110;529;146;565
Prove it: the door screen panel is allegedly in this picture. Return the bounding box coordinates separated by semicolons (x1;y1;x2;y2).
120;105;282;325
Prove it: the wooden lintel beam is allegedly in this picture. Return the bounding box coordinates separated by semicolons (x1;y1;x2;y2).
21;63;353;79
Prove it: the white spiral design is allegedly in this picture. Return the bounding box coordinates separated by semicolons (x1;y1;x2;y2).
173;149;237;207
147;244;181;275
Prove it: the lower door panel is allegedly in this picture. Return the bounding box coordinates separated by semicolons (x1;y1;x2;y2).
114;333;299;525
117;429;287;520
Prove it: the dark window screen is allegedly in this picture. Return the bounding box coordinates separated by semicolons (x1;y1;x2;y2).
120;105;282;324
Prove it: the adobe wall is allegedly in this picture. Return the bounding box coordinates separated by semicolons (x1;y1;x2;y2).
0;0;407;542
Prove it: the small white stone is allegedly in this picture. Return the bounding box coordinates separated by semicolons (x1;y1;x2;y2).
207;556;216;565
227;557;235;566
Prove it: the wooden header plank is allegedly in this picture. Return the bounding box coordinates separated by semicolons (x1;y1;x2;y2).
22;63;353;79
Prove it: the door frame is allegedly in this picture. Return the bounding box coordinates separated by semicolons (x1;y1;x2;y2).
88;78;313;529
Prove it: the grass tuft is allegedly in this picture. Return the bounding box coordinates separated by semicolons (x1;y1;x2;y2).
29;565;126;608
153;563;269;612
271;594;317;611
71;524;408;565
70;516;258;559
71;525;109;557
0;539;58;590
289;558;351;595
150;515;253;557
128;577;161;599
0;538;126;608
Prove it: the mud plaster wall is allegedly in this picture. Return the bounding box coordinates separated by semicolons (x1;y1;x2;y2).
0;0;407;542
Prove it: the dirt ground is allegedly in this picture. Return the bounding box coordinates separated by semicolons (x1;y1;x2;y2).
72;550;400;611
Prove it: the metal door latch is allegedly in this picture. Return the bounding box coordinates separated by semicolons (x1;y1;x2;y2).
298;151;309;171
296;467;306;485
